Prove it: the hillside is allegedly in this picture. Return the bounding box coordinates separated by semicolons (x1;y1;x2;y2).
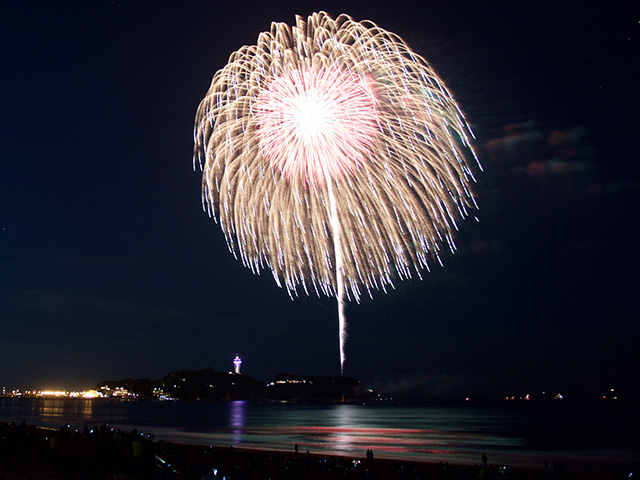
96;369;374;402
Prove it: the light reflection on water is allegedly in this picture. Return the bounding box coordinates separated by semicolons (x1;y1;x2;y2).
28;398;94;421
142;402;566;470
329;403;356;453
229;400;245;445
1;398;637;471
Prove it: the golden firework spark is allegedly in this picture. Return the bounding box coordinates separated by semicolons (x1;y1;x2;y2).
194;12;480;372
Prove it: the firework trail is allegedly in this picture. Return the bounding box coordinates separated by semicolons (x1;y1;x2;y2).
194;12;480;375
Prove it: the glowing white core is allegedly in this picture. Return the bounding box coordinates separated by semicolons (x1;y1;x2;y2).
292;90;336;146
255;66;379;184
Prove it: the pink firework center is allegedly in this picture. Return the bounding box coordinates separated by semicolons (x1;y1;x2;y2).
255;66;380;185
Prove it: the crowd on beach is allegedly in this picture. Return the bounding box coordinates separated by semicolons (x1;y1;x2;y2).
1;421;162;478
0;421;585;480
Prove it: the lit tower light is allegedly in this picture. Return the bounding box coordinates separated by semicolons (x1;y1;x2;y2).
233;354;242;374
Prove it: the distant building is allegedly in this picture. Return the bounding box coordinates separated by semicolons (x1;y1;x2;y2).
233;354;242;374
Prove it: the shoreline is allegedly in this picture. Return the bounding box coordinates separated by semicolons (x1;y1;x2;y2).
1;422;634;479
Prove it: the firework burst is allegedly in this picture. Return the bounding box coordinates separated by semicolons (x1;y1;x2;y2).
194;12;480;373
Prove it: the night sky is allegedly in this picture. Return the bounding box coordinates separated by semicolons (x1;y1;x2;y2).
2;1;638;398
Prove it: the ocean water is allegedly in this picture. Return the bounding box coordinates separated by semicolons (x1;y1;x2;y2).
1;398;638;474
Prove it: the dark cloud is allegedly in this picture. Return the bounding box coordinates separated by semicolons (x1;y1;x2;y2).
50;254;158;266
5;288;188;325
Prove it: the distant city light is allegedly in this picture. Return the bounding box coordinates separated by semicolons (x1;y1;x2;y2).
1;389;106;399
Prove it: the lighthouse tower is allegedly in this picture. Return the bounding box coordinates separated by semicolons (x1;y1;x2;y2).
233;354;242;374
